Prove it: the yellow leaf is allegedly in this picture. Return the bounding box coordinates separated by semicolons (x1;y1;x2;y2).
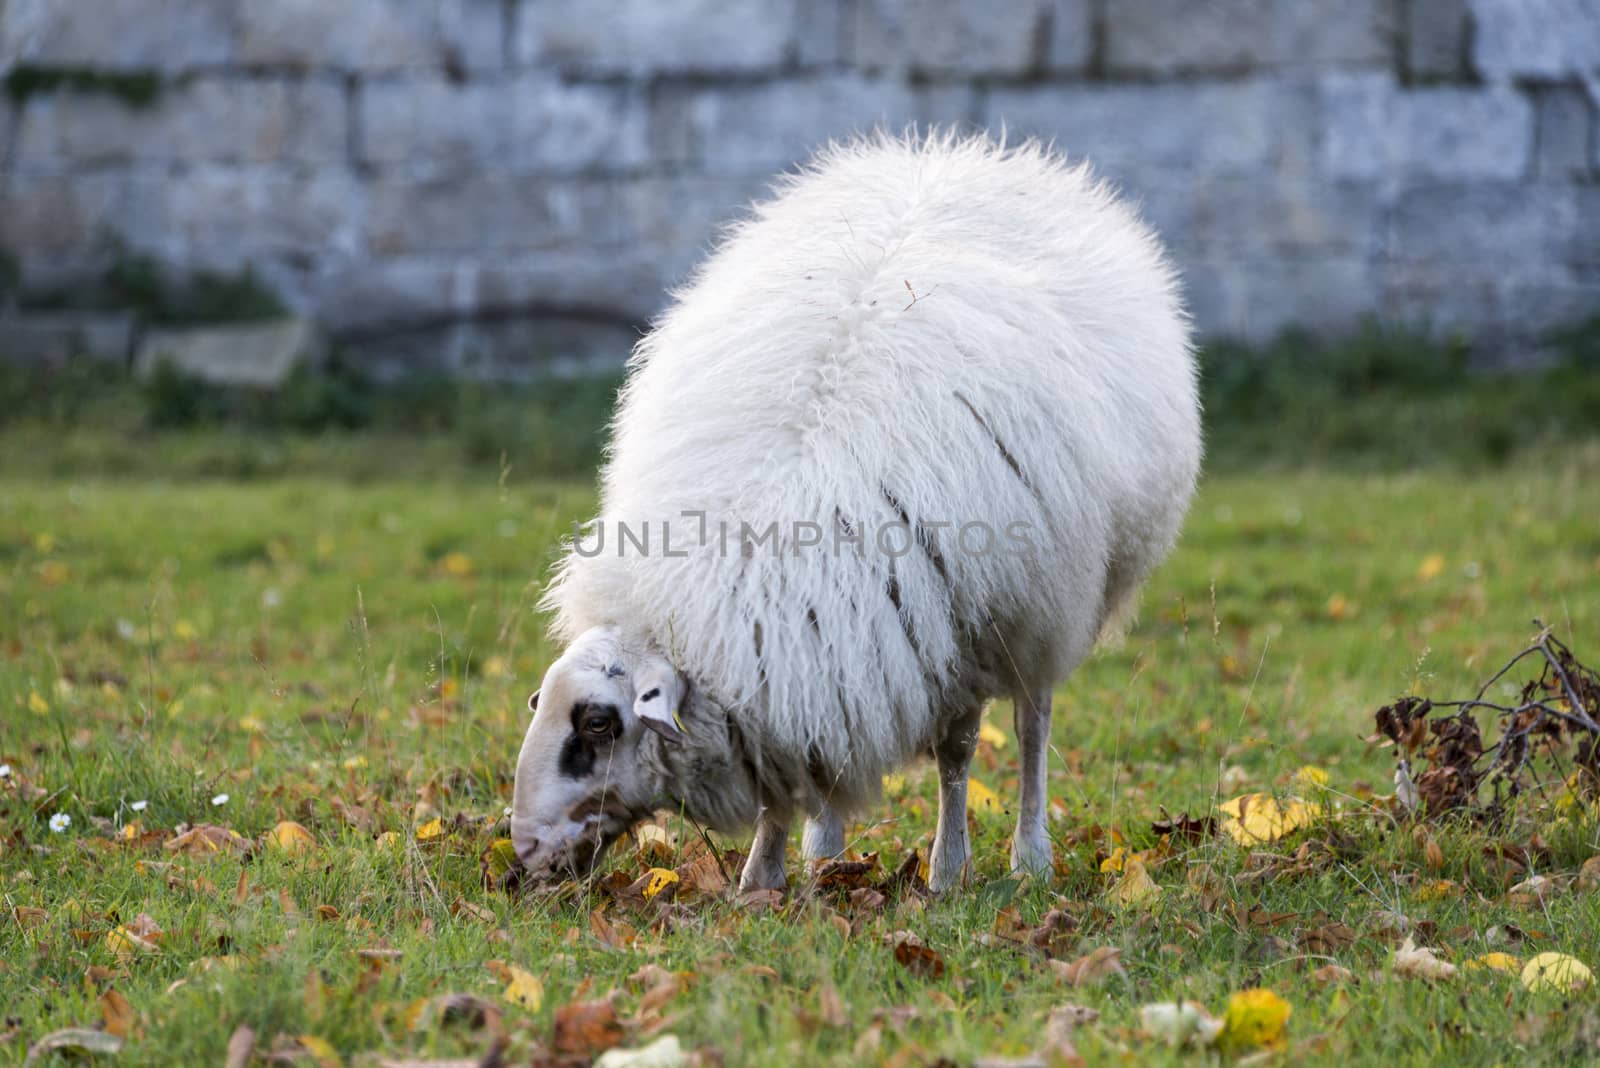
1326;593;1348;620
1100;847;1154;874
375;831;401;850
238;715;264;733
297;1034;342;1068
28;690;48;715
1414;879;1460;902
483;655;510;678
1293;765;1330;789
173;620;197;640
978;722;1007;749
502;964;544;1011
967;777;1004;816
1464;952;1521;974
415;818;445;842
1109;857;1160;908
881;773;907;798
1220;988;1291;1050
440;551;474;577
1417;553;1446;580
1218;794;1318;845
481;838;518;885
106;925;158;959
643;868;680;900
267;820;316;857
1521;952;1593;993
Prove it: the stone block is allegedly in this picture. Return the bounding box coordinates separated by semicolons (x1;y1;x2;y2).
135;318;325;386
1404;0;1471;81
0;0;234;69
515;0;797;75
338;317;636;382
150;167;366;269
1531;84;1596;178
1469;0;1600;83
1171;251;1378;340
237;0;503;73
1320;76;1534;181
1386;181;1580;269
987;81;1303;185
0;172;150;260
359;76;648;177
652;76;918;175
13;77;347;172
847;0;1087;76
363;176;623;256
1104;0;1394;75
1144;178;1385;258
0;311;135;368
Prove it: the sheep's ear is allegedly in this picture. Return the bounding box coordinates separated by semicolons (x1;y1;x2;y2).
633;658;686;744
527;689;540;713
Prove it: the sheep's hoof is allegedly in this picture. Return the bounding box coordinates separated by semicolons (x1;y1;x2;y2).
1009;834;1054;879
926;852;970;895
737;860;788;894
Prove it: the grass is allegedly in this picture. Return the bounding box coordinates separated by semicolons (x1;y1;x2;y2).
3;437;1600;1064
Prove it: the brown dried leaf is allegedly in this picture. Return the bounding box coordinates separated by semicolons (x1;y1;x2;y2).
1049;946;1125;987
165;824;252;858
552;998;624;1056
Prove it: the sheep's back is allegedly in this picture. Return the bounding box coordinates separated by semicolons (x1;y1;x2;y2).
547;133;1199;804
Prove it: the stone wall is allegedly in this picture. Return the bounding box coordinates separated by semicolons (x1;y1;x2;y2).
1;0;1596;374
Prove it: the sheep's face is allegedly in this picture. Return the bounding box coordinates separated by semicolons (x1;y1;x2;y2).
509;626;685;883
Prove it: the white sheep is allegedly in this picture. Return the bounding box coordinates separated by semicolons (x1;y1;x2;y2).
511;130;1200;893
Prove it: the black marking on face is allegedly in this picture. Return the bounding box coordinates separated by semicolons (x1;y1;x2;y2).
559;700;622;779
639;687;660;702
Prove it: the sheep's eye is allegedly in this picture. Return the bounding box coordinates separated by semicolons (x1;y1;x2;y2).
580;712;616;739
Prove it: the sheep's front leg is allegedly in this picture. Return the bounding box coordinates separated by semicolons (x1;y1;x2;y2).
739;807;790;892
1010;686;1055;877
801;803;845;872
928;702;983;893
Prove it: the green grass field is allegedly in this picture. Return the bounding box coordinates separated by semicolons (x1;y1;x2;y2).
3;417;1600;1064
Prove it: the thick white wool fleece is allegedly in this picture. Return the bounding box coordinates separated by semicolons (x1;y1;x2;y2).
544;131;1200;805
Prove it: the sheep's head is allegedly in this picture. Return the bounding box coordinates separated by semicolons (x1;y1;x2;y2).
509;626;687;883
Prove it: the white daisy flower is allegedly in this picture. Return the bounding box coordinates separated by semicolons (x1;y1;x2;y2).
49;812;71;833
130;800;149;812
503;806;513;817
211;793;230;806
0;763;11;779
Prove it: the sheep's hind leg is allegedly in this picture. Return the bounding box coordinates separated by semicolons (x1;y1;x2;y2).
801;804;845;873
1010;686;1055;878
928;702;983;893
739;808;790;892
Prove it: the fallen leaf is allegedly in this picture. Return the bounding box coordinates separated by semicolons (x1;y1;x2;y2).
642;868;679;900
967;777;1004;816
106;924;159;959
1520;952;1593;993
100;989;135;1038
1049;946;1125;987
266;820;316;857
1310;965;1354;986
1140;1000;1223;1047
415;818;445;842
553;998;624;1056
297;1034;340;1068
1109;857;1159;907
1218;793;1318;845
480;838;518;890
892;940;947;979
1464;952;1521;974
594;1035;686;1068
1417;554;1446;580
23;1028;123;1065
165;824;251;858
497;963;543;1012
224;1025;255;1068
1219;988;1291;1051
1393;937;1456;980
978;722;1007;749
